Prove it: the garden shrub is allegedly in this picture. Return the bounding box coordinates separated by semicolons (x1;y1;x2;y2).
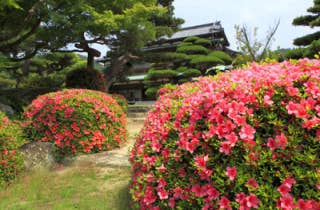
177;45;210;55
146;69;178;80
209;51;233;65
65;68;106;92
183;36;200;43
195;38;212;47
0;111;25;186
23;89;127;157
130;59;320;209
111;94;128;113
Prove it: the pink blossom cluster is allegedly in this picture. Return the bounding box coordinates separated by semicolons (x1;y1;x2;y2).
130;59;320;209
24;89;127;155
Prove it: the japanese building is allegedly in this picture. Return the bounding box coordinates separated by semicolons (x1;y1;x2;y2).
109;21;233;101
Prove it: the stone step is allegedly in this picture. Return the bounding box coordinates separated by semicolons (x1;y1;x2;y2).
127;106;152;113
128;118;146;124
127;112;147;118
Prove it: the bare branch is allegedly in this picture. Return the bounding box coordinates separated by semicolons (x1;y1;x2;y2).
259;19;280;60
240;25;257;60
52;49;85;53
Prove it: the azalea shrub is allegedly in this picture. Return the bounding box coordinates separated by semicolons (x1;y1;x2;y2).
111;94;128;113
0;111;25;186
130;59;320;210
24;89;127;157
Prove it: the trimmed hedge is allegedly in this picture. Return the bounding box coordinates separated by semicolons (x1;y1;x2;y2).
130;59;320;209
0;111;25;186
177;45;210;55
183;36;200;43
209;51;233;65
146;69;178;80
195;38;212;47
23;89;127;157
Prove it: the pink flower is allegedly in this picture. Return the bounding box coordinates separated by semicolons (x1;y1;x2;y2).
246;178;259;188
194;155;209;169
186;138;200;154
173;187;183;199
275;133;288;150
206;187;219;200
157;178;166;188
225;132;238;146
296;199;313;210
239;125;256;140
226;166;237;181
219;196;231;210
71;122;80;132
191;184;203;197
277;195;294;210
151;140;161;152
267;137;277;151
219;141;231;155
246;194;259;208
168;198;175;208
157;189;169;200
263;95;273;106
283;176;296;188
236;192;246;203
156;164;166;172
286;87;299;96
277;184;291;196
143;186;157;205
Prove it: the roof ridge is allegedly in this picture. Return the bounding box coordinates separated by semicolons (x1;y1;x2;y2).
179;22;219;30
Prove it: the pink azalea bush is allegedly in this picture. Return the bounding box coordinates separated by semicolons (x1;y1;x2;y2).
0;111;25;186
130;59;320;209
24;89;127;157
111;94;128;113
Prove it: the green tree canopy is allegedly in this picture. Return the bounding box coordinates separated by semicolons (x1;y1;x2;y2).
0;0;181;67
293;0;320;46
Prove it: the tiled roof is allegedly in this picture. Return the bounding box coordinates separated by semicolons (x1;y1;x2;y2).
161;22;223;41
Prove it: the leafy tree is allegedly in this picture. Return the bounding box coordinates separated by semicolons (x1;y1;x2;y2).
1;0;183;93
144;36;232;97
234;20;280;64
0;52;81;88
0;1;179;66
104;0;183;91
293;0;320;47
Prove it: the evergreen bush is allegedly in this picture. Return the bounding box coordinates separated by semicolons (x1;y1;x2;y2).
65;68;106;92
195;38;212;47
210;51;233;65
183;36;200;43
177;45;210;55
23;89;127;157
130;59;320;209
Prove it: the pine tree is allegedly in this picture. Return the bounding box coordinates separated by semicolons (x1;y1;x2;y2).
144;36;232;98
293;0;320;46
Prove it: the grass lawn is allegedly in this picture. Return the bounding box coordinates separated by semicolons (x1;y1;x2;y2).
0;166;132;210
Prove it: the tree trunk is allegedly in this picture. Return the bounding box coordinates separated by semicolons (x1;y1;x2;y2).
75;36;100;71
105;53;138;92
87;52;95;70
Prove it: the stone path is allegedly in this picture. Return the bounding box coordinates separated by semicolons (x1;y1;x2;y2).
61;120;144;170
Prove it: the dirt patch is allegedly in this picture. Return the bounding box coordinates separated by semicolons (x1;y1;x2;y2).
54;120;144;176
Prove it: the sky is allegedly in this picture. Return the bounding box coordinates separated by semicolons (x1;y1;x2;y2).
172;0;317;50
